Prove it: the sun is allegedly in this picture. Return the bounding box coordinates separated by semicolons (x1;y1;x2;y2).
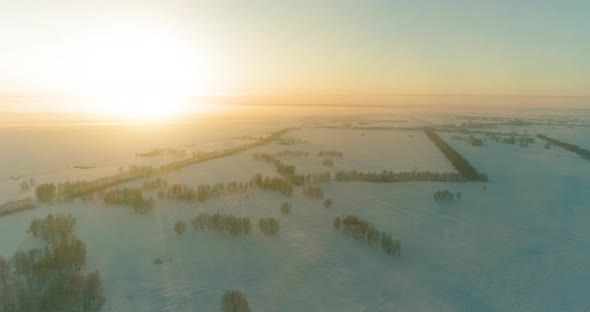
75;23;216;120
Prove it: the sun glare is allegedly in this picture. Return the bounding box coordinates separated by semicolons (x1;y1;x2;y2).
75;24;216;120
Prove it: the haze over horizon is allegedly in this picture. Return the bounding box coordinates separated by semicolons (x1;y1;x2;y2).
1;0;589;115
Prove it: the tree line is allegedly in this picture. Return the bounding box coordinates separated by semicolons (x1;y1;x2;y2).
191;213;252;236
143;177;258;203
0;198;35;217
178;213;281;236
334;170;465;183
537;134;590;159
318;150;343;158
277;136;309;145
252;153;296;175
425;130;488;182
136;148;186;157
333;215;401;256
0;214;105;312
252;174;294;196
273;149;309;157
34;128;294;202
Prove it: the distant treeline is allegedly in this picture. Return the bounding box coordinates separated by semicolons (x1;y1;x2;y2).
425;130;488;181
1;214;105;312
334;170;465;183
318;150;343;158
0;198;35;217
537;134;590;159
136;148;186;157
277;136;309;145
34;128;294;202
273;149;309;157
333;215;401;256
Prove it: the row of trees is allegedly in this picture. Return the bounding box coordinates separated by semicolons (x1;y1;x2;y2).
178;213;281;236
252;174;294;196
433;190;462;202
322;158;334;166
102;188;154;214
33;128;294;202
277;136;309;145
191;213;252;236
142;177;168;191
156;180;255;203
318;150;343;158
35;165;158;202
281;172;331;186
333;215;401;256
537;134;590;159
425;130;488;181
252;153;296;176
136;148;186;157
0;214;105;312
273;149;309;157
0;198;34;217
334;170;465;183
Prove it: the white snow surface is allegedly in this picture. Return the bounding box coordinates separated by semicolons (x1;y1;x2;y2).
1;121;590;311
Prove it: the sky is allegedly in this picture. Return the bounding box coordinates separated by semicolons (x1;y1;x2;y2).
0;0;589;112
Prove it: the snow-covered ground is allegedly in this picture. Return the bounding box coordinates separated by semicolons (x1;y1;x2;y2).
2;113;590;311
267;128;455;174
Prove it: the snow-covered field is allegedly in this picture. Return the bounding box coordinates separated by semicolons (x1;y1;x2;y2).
1;112;590;311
